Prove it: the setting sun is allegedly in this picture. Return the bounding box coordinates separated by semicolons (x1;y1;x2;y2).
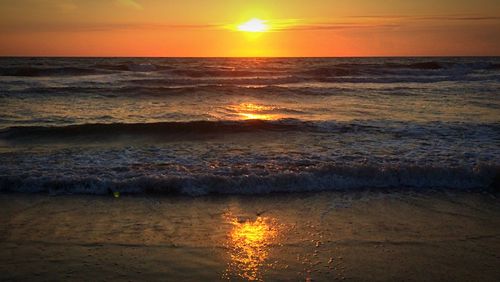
237;18;269;33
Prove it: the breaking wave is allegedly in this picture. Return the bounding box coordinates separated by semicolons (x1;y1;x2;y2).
0;163;497;196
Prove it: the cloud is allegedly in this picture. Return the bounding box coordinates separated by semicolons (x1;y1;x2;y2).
0;20;402;33
0;0;78;12
0;22;220;33
221;18;399;32
4;14;497;34
264;14;500;32
349;15;500;21
417;16;500;21
114;0;142;10
278;23;401;31
263;19;400;31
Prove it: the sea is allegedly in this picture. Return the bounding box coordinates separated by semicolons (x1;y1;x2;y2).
0;57;498;195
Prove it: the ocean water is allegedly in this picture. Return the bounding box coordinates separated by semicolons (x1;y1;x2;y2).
0;57;498;195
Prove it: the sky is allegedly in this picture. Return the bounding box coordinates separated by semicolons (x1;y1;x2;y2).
0;0;499;57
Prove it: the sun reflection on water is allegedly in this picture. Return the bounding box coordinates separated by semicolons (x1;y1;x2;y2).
223;213;279;281
238;112;274;120
230;103;279;120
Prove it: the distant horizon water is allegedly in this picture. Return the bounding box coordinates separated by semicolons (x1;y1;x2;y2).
1;56;500;58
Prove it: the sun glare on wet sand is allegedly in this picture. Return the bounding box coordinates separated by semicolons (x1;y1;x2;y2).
223;214;279;281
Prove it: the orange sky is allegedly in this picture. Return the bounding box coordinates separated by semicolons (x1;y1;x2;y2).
1;0;499;57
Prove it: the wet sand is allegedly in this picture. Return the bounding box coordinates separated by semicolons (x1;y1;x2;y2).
0;191;499;281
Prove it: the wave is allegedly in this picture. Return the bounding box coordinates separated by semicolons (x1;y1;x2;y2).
299;62;445;77
2;59;498;78
1;120;497;143
0;66;113;77
4;73;499;100
0;63;172;77
164;61;491;78
1;84;306;98
489;63;500;70
0;163;497;196
170;69;277;78
93;62;173;72
386;61;444;70
0;120;305;141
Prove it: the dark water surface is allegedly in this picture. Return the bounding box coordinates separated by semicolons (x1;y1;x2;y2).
0;57;498;195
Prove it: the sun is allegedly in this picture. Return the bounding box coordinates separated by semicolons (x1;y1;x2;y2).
237;18;269;33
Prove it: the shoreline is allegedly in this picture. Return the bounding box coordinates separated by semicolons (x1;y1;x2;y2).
1;190;499;281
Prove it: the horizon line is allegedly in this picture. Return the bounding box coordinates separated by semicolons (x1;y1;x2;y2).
1;55;499;58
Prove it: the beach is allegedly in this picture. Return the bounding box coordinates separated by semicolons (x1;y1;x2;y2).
1;57;499;281
1;191;499;281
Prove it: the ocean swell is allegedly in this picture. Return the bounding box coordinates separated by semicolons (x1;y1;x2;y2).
1;59;498;79
0;66;111;77
1;120;498;143
0;120;304;141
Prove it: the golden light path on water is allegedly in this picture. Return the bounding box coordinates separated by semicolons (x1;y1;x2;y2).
223;213;280;281
230;103;280;120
